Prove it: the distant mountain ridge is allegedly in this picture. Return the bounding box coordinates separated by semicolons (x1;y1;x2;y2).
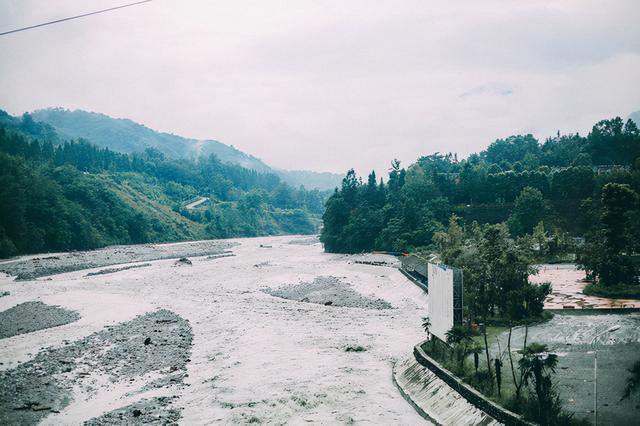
29;108;341;190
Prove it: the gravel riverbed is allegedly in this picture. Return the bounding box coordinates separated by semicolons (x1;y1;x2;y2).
0;235;431;425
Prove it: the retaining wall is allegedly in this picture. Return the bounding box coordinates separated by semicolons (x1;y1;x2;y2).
413;341;534;426
393;357;501;426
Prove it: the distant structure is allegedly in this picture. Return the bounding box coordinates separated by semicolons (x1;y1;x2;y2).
400;255;463;341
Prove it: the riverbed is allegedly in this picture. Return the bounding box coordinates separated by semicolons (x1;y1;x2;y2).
0;236;429;425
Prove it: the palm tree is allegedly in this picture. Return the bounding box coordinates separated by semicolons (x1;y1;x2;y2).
421;316;431;338
518;343;559;423
422;316;437;355
446;325;473;345
446;325;473;369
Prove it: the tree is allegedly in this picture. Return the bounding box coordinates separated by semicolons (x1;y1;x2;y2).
484;134;540;165
587;117;640;164
581;183;639;287
446;325;473;371
518;343;560;424
601;183;638;253
422;316;438;354
421;316;432;337
508;187;547;236
622;359;640;401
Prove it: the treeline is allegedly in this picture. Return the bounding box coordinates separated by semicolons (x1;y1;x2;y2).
321;116;640;289
0;112;328;257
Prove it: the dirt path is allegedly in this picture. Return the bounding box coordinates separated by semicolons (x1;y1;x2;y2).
0;235;430;425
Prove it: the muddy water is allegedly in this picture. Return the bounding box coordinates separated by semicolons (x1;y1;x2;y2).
532;265;640;309
0;236;430;425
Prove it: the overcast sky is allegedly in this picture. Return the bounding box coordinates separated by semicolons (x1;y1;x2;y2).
1;0;639;176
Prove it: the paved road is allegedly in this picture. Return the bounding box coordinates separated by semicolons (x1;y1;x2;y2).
493;312;640;425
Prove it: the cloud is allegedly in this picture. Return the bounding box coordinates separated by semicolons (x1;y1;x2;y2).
460;83;513;98
0;0;639;176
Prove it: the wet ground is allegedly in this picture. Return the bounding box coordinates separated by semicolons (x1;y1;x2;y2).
532;265;640;309
0;240;235;280
266;276;393;309
0;235;430;425
492;312;640;425
0;301;80;339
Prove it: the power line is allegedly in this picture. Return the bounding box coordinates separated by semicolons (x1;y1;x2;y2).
0;0;153;37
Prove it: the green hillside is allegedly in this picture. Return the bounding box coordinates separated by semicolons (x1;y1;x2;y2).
0;111;327;258
322;116;640;254
29;108;341;190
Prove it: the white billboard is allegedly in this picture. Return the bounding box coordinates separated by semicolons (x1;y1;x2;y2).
428;263;454;342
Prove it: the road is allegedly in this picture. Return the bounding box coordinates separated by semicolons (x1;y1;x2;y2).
184;196;210;209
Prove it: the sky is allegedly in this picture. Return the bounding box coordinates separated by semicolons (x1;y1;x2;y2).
1;0;639;176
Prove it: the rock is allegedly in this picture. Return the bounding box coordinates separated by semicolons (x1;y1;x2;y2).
144;337;152;345
132;409;142;417
31;405;51;412
176;257;192;265
324;301;333;306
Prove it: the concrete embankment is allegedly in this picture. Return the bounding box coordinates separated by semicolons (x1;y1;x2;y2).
393;357;501;426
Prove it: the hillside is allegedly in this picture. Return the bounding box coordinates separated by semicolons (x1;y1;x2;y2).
29;108;341;190
0;112;327;258
321;115;640;254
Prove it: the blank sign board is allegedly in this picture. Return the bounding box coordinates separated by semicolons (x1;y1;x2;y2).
428;263;455;341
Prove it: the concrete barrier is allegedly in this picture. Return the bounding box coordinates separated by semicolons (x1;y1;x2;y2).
399;268;428;292
412;341;534;426
393;356;501;426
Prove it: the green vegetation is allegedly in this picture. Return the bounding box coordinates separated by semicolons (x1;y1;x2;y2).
583;282;640;299
0;111;328;258
578;182;639;288
424;331;587;425
322;116;640;295
318;116;640;423
27;108;342;190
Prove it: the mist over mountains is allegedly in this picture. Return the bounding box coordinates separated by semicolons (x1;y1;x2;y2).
29;108;342;191
0;108;332;257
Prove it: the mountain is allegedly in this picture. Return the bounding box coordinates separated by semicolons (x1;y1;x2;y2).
29;108;341;190
0;111;327;258
276;169;343;191
629;110;640;126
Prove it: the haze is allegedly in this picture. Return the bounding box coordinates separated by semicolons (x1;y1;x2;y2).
1;0;639;176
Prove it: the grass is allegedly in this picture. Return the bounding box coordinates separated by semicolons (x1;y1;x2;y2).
471;325;509;348
583;282;640;299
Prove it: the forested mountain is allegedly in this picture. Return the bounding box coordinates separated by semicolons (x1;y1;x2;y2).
0;111;328;258
29;108;342;190
321;116;640;255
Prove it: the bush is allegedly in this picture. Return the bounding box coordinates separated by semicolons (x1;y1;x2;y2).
465;370;495;396
583;282;640;299
502;394;525;414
